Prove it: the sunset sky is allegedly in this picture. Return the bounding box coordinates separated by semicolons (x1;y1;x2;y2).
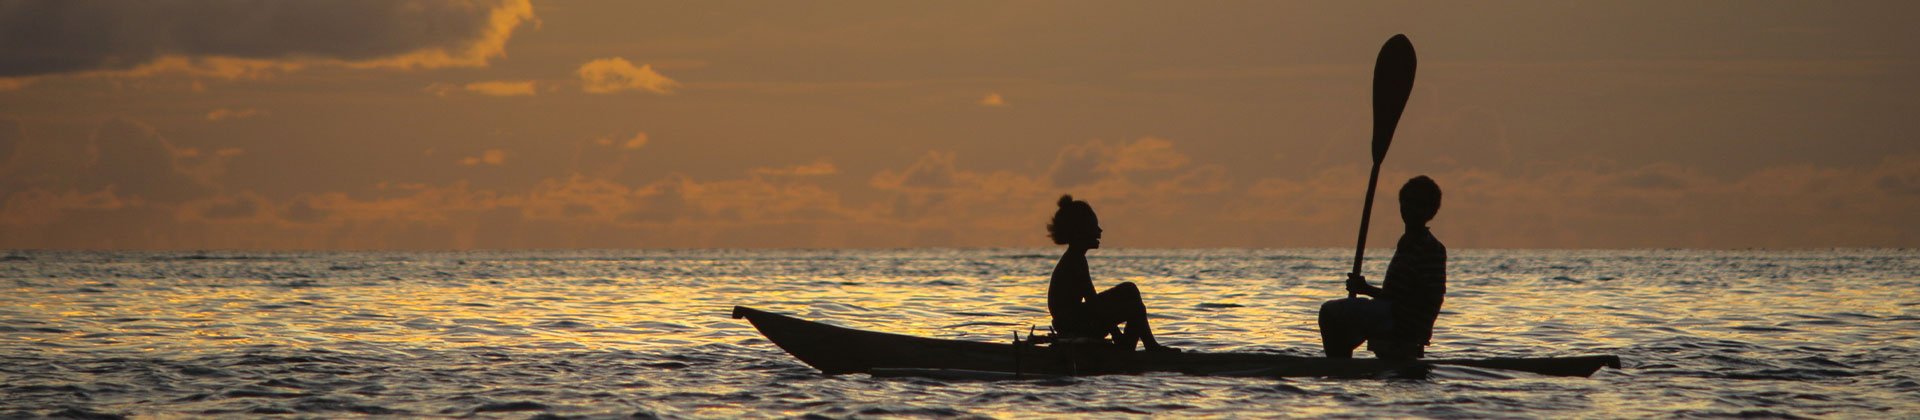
2;1;1916;249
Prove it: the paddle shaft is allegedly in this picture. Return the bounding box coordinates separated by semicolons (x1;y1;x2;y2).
1350;162;1384;298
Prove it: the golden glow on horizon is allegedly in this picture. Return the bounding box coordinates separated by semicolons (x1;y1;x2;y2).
1;2;1917;249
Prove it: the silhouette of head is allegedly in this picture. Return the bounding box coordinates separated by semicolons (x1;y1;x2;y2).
1047;195;1102;248
1399;175;1441;226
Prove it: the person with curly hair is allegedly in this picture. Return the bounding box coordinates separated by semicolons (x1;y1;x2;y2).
1046;195;1179;352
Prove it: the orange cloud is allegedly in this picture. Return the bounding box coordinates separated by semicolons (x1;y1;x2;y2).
869;151;1051;235
341;0;538;71
460;149;509;166
4;117;1916;249
310;182;511;224
462;80;538;97
870;138;1221;202
873;151;985;192
1105;137;1191;173
619;132;650;149
979;93;1007;106
83;119;218;202
1043;137;1214;201
518;171;857;228
753;161;839;177
578;58;680;94
205;108;264;122
592;132;651;150
177;191;275;224
521;175;637;223
0;188;129;226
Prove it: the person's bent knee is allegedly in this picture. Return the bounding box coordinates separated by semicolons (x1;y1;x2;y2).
1319;299;1365;359
1109;282;1142;301
1321;297;1365;313
1319;300;1349;329
1111;282;1145;314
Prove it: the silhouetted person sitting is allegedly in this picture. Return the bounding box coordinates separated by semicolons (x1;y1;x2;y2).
1319;176;1447;360
1046;195;1179;353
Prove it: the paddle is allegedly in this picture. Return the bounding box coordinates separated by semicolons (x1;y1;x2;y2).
1349;34;1418;298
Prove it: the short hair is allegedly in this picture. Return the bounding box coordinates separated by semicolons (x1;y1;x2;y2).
1399;175;1442;223
1046;195;1098;245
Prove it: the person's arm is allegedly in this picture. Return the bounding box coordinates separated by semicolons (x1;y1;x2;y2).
1346;272;1383;297
1079;276;1098;303
1047;252;1074;314
1068;247;1096;303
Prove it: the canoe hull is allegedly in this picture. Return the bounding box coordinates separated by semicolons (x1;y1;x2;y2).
733;306;1620;378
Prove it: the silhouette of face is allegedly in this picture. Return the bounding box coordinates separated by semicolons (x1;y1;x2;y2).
1082;221;1103;249
1050;200;1103;248
1400;203;1433;226
1067;213;1102;249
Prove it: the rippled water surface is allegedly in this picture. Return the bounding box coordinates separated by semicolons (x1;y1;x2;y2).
2;249;1917;418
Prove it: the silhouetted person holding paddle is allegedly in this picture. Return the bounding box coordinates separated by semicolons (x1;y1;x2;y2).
1047;195;1179;353
1320;176;1446;360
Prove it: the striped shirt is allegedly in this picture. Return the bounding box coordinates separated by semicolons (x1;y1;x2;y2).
1382;226;1447;347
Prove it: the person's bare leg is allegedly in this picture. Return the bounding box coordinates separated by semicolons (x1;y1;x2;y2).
1088;282;1176;351
1125;314;1162;348
1111;326;1138;350
1319;298;1367;359
1112;282;1179;351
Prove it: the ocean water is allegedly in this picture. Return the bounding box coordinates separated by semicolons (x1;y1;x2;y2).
1;248;1916;418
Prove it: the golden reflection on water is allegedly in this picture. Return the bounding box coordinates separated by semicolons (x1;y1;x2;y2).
3;249;1918;417
21;269;1909;359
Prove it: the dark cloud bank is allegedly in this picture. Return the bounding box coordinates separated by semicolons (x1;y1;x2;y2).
0;0;532;78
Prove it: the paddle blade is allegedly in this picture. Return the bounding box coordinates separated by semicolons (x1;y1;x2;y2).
1371;34;1418;163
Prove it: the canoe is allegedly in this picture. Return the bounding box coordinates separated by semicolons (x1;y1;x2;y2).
733;306;1621;378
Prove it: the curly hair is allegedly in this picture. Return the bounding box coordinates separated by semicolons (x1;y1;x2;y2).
1046;195;1098;245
